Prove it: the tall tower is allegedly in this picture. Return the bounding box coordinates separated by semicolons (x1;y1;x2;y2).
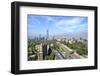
46;29;49;40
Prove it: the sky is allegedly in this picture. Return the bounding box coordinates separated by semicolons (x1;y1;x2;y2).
28;15;88;38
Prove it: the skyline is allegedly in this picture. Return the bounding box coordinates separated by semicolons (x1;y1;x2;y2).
28;15;88;38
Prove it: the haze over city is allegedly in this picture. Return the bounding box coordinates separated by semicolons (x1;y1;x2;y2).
28;15;88;39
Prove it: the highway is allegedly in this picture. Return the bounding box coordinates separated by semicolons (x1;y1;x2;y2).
52;49;65;59
56;42;84;59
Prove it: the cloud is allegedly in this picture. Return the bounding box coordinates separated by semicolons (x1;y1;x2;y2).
46;16;53;21
54;17;87;32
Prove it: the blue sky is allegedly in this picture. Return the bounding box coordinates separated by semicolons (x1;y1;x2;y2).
28;15;88;38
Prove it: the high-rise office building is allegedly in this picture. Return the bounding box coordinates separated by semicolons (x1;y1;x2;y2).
46;29;49;40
